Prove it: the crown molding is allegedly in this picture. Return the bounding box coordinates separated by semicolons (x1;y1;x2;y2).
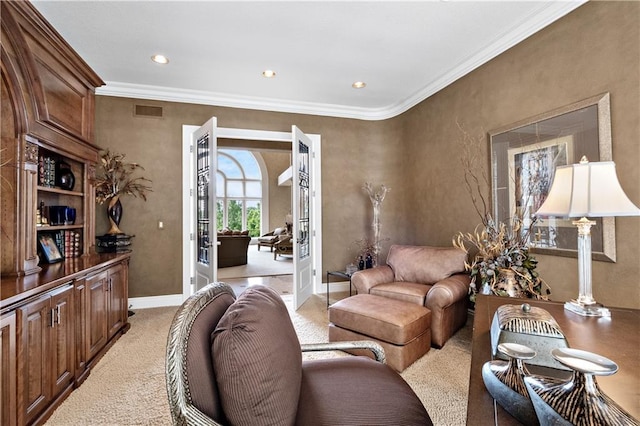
95;1;585;121
96;82;390;120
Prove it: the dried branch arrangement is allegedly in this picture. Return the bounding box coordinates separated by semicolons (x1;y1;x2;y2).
94;150;152;204
452;122;550;302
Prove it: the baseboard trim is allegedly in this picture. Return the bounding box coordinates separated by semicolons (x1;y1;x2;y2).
129;282;351;310
320;281;351;294
129;294;183;310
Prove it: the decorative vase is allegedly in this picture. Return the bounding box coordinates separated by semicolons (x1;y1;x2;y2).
363;183;389;267
482;343;539;426
107;196;124;235
497;269;524;298
56;161;75;191
524;348;639;426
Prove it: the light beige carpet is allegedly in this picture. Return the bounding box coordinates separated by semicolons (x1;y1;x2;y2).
217;243;293;279
45;293;471;425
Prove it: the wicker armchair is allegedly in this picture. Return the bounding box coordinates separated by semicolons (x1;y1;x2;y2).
165;282;432;425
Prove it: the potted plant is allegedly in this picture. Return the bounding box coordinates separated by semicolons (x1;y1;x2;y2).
453;123;550;302
94;150;152;235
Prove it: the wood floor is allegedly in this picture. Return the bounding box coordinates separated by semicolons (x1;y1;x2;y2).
223;274;293;297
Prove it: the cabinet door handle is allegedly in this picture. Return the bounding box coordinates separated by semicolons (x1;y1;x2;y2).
56;305;61;325
50;308;56;328
109;278;113;291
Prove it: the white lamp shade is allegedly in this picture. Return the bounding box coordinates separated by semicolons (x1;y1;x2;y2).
535;160;640;218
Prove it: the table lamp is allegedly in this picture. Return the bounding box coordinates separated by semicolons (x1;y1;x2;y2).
534;156;640;317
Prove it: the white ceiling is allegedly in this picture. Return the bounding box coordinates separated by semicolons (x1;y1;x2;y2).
31;1;585;120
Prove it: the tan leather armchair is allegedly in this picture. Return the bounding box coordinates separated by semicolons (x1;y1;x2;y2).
352;245;471;348
165;282;433;425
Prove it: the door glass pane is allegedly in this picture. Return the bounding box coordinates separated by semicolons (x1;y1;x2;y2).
227;199;243;230
298;140;310;259
197;134;210;265
246;200;261;237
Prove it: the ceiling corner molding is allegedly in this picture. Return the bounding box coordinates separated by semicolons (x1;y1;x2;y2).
96;82;393;121
96;1;586;122
383;0;588;119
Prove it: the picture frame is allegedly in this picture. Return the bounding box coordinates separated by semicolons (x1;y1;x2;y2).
38;234;63;263
489;93;615;262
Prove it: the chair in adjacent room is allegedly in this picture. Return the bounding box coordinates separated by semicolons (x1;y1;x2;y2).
257;227;287;252
165;282;432;426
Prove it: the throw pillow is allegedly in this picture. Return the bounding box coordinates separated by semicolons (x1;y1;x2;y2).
212;286;302;426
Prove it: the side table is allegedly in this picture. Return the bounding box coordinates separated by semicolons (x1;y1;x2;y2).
326;271;353;307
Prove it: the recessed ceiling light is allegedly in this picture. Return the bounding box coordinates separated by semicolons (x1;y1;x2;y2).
151;54;169;64
352;81;366;89
262;69;276;78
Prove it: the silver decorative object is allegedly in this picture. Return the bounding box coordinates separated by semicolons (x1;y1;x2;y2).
524;348;640;426
482;343;539;426
363;183;390;267
491;303;569;370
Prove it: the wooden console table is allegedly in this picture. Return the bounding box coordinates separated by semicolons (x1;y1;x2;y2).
467;295;640;425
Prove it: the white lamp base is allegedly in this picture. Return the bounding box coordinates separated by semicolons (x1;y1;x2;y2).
564;300;611;317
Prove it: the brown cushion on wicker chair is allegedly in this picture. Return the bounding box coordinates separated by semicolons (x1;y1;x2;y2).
212;286;302;426
183;288;235;422
296;357;433;425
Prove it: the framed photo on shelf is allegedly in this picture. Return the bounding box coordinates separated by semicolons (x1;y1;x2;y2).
38;234;63;263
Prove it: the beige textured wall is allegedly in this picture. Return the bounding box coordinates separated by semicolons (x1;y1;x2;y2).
400;1;639;308
95;1;639;308
260;151;291;232
95;100;406;298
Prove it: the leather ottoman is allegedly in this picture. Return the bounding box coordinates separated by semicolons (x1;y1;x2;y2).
329;294;432;372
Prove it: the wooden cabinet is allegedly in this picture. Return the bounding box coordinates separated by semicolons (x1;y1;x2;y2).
73;276;89;384
16;284;74;426
84;262;128;361
1;311;17;426
106;263;128;339
85;269;109;361
1;3;131;425
76;260;129;377
3;257;129;426
1;0;103;277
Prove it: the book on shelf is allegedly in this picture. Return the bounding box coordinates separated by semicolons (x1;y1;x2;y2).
49;230;82;258
38;155;56;188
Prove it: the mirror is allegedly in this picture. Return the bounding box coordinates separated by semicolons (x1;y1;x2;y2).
489;93;615;262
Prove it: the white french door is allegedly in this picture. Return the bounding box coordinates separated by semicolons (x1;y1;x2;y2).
183;121;322;309
192;118;218;291
292;126;314;309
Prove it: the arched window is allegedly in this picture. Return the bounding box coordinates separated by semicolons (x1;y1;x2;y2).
216;149;263;237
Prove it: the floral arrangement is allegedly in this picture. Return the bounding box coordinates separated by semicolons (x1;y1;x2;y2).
454;216;550;302
94;150;152;204
453;122;550;302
